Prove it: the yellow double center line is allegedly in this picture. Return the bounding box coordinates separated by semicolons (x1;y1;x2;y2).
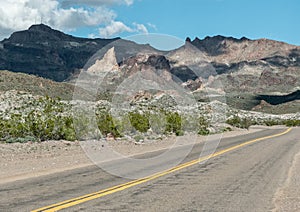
32;128;292;212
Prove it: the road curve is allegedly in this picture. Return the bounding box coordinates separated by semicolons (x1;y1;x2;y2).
0;127;299;211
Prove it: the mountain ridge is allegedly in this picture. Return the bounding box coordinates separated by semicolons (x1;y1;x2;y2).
0;24;299;98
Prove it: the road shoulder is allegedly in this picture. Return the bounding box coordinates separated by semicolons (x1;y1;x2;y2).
273;148;300;212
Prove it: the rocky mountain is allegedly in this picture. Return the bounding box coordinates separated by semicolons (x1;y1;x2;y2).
183;36;300;93
1;25;300;113
188;35;300;64
0;24;163;82
0;24;119;81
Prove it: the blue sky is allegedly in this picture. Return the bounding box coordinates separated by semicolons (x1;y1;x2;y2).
0;0;299;46
70;0;300;45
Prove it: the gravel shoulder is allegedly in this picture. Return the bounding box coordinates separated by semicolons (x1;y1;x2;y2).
0;126;275;184
273;148;300;212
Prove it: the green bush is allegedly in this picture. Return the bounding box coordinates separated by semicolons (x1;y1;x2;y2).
165;112;182;135
0;97;77;142
96;112;121;137
284;119;300;127
133;134;144;142
6;136;38;143
198;116;210;135
226;115;252;129
175;130;184;136
263;119;280;126
128;112;150;133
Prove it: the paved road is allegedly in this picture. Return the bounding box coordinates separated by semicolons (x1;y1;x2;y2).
0;127;299;211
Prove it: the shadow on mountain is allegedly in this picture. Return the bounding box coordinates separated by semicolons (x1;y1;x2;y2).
257;90;300;105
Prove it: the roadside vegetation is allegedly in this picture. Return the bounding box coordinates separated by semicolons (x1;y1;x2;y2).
226;115;253;129
0;96;207;143
0;97;76;142
226;115;300;129
1;95;299;143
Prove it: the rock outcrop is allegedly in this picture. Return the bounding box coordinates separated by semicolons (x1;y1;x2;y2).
87;47;119;74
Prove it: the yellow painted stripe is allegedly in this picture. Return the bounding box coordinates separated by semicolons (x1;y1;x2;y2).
31;128;292;212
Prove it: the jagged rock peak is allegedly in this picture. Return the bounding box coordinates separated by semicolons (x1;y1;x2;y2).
192;35;251;43
87;47;119;74
185;37;192;43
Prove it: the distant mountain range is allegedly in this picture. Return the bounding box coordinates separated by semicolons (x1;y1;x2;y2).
1;24;299;83
0;24;299;113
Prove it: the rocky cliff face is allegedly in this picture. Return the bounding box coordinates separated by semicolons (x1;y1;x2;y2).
0;24;119;81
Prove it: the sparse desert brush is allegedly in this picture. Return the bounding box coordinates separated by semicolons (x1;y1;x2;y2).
284;119;300;127
128;111;150;133
197;116;210;135
226;115;252;129
0;96;76;142
96;112;122;138
164;111;183;136
263;119;281;126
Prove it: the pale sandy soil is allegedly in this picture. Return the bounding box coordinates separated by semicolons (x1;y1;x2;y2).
0;126;273;184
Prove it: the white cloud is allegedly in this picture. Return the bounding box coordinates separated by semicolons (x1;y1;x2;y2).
124;0;134;5
99;21;133;38
60;0;134;8
99;22;148;38
133;23;148;34
0;0;118;39
0;0;149;40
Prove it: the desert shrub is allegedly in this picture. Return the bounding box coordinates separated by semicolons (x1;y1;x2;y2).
0;115;28;140
58;116;77;141
226;115;252;129
284;119;300;127
175;130;184;136
0;112;77;142
128;112;150;133
96;112;121;137
0;97;77;142
165;112;183;136
263;119;280;126
198;116;210;135
133;134;144;142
